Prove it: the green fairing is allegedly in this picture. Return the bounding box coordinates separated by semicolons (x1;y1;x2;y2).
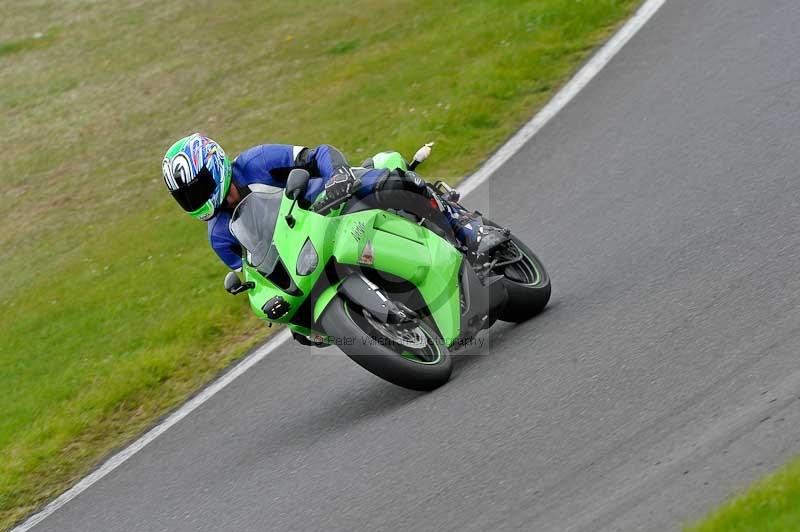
372;151;408;172
239;185;463;345
312;283;342;323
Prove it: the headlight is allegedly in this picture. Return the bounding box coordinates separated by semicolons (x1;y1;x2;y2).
296;237;318;276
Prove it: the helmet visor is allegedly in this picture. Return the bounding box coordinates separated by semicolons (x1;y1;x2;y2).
170;166;217;213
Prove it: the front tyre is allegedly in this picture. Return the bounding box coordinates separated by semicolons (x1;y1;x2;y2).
319;296;452;391
483;219;551;322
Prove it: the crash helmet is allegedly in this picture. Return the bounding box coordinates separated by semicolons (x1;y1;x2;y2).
162;133;231;221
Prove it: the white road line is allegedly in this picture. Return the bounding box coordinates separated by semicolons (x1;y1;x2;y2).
459;0;668;197
12;1;666;530
12;330;292;532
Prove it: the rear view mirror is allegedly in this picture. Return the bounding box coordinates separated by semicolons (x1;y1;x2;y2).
286;169;310;200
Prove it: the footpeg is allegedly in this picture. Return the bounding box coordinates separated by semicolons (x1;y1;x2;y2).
467;226;511;266
476;226;510;256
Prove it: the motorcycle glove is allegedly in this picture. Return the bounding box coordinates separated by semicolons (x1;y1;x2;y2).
323;167;358;201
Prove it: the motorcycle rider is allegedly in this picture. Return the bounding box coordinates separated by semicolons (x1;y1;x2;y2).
161;133;500;271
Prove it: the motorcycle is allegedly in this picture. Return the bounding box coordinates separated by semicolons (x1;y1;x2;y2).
224;144;550;390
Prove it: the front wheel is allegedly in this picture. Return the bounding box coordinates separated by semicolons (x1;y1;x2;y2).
319;296;452;391
483;219;551;322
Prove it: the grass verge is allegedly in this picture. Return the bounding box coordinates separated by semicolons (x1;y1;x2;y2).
0;0;639;528
686;457;800;532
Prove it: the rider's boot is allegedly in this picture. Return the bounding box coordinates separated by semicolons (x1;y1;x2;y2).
428;180;510;263
437;197;510;263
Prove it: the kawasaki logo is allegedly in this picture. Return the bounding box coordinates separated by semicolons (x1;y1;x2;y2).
351;221;366;241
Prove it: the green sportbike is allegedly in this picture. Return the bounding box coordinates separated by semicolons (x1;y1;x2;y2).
224;147;550;391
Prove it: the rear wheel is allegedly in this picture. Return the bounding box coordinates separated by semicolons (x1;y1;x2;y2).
319;296;452;391
483;219;551;322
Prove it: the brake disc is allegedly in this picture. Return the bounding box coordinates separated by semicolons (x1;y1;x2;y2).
363;312;428;349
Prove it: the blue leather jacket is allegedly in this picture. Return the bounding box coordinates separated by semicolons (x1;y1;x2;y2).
208;144;348;270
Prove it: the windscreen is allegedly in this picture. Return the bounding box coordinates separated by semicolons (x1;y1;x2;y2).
229;189;284;273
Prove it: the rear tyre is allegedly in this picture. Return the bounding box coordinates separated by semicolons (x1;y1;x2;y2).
483;218;551;322
319;296;452;391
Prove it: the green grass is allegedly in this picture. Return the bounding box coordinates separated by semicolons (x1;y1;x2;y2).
0;28;59;57
0;0;639;528
686;457;800;532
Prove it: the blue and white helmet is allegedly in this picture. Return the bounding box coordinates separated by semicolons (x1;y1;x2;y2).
162;133;232;221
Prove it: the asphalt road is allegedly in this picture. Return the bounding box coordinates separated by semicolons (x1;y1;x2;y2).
29;0;800;530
